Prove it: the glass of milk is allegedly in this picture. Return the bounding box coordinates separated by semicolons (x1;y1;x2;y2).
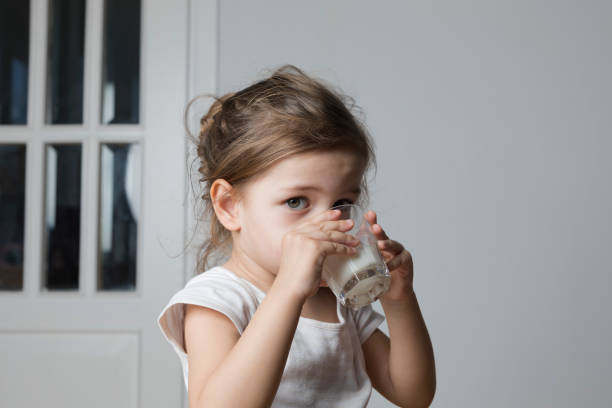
322;203;391;309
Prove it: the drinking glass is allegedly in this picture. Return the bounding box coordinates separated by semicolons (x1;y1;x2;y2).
322;203;391;309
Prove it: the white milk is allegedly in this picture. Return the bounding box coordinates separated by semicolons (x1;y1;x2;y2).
323;240;390;309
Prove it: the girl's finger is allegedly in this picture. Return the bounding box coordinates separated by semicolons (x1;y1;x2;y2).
300;217;354;234
365;210;378;225
377;239;404;255
307;229;360;246
385;250;412;271
364;210;390;240
321;218;354;232
300;208;342;228
371;223;389;240
311;239;359;258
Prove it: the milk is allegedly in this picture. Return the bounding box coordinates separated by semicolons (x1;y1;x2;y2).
322;238;390;309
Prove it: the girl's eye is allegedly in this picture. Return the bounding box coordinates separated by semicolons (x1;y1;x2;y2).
286;197;308;210
285;197;354;210
333;199;354;207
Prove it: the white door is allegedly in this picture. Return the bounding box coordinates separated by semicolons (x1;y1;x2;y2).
0;0;216;406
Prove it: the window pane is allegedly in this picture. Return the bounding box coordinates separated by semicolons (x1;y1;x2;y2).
0;1;30;124
44;144;82;290
46;0;85;124
98;143;140;291
0;145;26;290
101;0;141;124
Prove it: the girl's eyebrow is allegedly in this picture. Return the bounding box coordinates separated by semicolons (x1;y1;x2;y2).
281;185;361;195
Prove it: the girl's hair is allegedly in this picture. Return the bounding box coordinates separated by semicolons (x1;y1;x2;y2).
185;64;378;273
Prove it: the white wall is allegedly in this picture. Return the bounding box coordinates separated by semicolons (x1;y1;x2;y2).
217;1;612;406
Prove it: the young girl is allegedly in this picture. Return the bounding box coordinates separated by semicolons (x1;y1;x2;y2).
158;65;436;407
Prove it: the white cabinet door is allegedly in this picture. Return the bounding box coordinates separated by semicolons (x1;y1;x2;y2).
0;0;215;406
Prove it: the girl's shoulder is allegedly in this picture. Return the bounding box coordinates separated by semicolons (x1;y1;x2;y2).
157;266;261;353
185;265;252;289
184;265;263;309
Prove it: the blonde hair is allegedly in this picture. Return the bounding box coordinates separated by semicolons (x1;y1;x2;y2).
185;65;377;273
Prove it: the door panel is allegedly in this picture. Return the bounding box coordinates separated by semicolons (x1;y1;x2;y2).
0;0;210;406
0;331;139;407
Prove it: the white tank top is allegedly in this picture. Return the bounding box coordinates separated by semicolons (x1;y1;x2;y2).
157;266;384;407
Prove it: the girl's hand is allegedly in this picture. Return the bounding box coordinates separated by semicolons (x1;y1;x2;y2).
275;209;361;302
364;210;415;301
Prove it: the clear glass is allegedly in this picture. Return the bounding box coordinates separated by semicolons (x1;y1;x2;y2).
322;203;391;309
0;1;30;124
101;0;141;124
43;144;82;290
45;0;86;124
0;145;26;290
97;143;141;291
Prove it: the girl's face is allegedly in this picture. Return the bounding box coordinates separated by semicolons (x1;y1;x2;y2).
233;149;366;277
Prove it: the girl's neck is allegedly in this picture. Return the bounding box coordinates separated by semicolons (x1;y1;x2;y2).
222;256;275;294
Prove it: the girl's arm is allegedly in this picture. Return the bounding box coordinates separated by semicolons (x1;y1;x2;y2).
361;211;437;407
362;291;436;408
185;282;304;408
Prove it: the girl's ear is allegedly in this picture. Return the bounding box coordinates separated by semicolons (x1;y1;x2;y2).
210;179;241;231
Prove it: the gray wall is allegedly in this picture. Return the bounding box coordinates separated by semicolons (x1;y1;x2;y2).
217;1;612;406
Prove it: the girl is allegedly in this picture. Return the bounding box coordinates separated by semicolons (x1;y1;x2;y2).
158;65;436;407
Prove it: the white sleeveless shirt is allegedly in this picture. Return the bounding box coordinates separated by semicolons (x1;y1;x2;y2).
157;266;385;407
